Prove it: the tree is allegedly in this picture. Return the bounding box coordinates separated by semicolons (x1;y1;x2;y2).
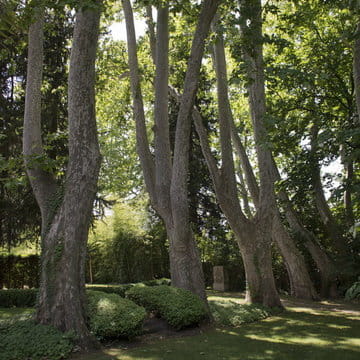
23;1;101;349
122;0;221;303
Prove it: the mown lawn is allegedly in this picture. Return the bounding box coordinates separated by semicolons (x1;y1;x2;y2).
1;294;359;360
72;295;360;360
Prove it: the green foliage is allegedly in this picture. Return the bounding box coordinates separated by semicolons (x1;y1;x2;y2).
87;278;170;297
126;285;207;330
0;319;74;360
0;255;40;289
86;290;146;339
345;279;360;301
0;289;38;308
87;201;169;284
87;284;133;297
209;299;275;327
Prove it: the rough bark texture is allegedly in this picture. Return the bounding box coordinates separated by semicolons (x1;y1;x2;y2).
353;22;360;126
310;125;349;257
23;7;57;232
189;15;281;308
231;125;318;299
169;0;221;303
23;4;101;349
122;0;221;303
271;160;339;298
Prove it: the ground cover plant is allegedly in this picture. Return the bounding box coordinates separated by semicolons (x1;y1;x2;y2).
70;296;360;360
1;293;359;360
126;285;208;330
0;318;74;360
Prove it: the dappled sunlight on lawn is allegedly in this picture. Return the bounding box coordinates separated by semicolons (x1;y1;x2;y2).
97;301;360;360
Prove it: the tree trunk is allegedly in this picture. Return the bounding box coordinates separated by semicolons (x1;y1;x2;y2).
191;15;282;308
353;21;360;126
310;124;349;257
231;124;318;299
22;6;57;231
122;0;221;304
282;201;339;298
24;3;102;350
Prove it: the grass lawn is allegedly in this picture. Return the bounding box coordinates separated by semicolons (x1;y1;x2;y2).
1;294;359;360
72;294;360;360
0;307;34;321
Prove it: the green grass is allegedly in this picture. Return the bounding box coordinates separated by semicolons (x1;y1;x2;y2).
0;307;34;321
72;296;360;360
1;294;359;360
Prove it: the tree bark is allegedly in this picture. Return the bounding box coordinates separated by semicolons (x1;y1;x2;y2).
190;14;282;308
310;124;349;257
271;159;339;298
122;0;221;303
353;21;360;126
23;3;102;349
23;6;57;234
230;125;318;299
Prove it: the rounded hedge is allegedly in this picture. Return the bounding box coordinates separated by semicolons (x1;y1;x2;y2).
86;290;146;339
126;285;207;330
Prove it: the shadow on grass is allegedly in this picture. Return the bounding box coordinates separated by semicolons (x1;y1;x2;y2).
0;307;34;321
72;305;360;360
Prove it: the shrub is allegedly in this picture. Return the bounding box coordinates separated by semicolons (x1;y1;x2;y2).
0;289;38;307
345;279;360;301
126;285;207;330
86;284;133;298
0;319;74;360
86;290;146;339
0;255;40;289
86;278;170;297
209;299;275;327
142;278;171;287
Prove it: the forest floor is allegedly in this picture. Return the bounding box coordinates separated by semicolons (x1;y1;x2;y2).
71;292;360;360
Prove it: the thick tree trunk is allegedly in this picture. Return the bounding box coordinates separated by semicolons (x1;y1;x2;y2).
231;124;317;299
272;212;318;299
122;0;220;304
310;125;349;257
238;225;281;307
24;4;102;350
282;202;339;298
190;16;282;307
23;7;57;230
353;22;360;126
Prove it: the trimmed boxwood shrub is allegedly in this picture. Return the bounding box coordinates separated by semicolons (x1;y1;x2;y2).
86;290;146;339
0;319;74;360
126;285;207;330
142;278;171;287
0;289;38;307
86;284;133;298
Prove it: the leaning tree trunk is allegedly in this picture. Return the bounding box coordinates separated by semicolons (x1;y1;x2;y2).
122;0;221;303
190;14;282;308
23;3;101;349
353;21;360;127
231;123;318;299
310;124;350;258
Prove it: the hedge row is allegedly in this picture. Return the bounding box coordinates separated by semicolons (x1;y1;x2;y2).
0;279;171;307
87;278;171;297
0;255;40;289
0;289;38;307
